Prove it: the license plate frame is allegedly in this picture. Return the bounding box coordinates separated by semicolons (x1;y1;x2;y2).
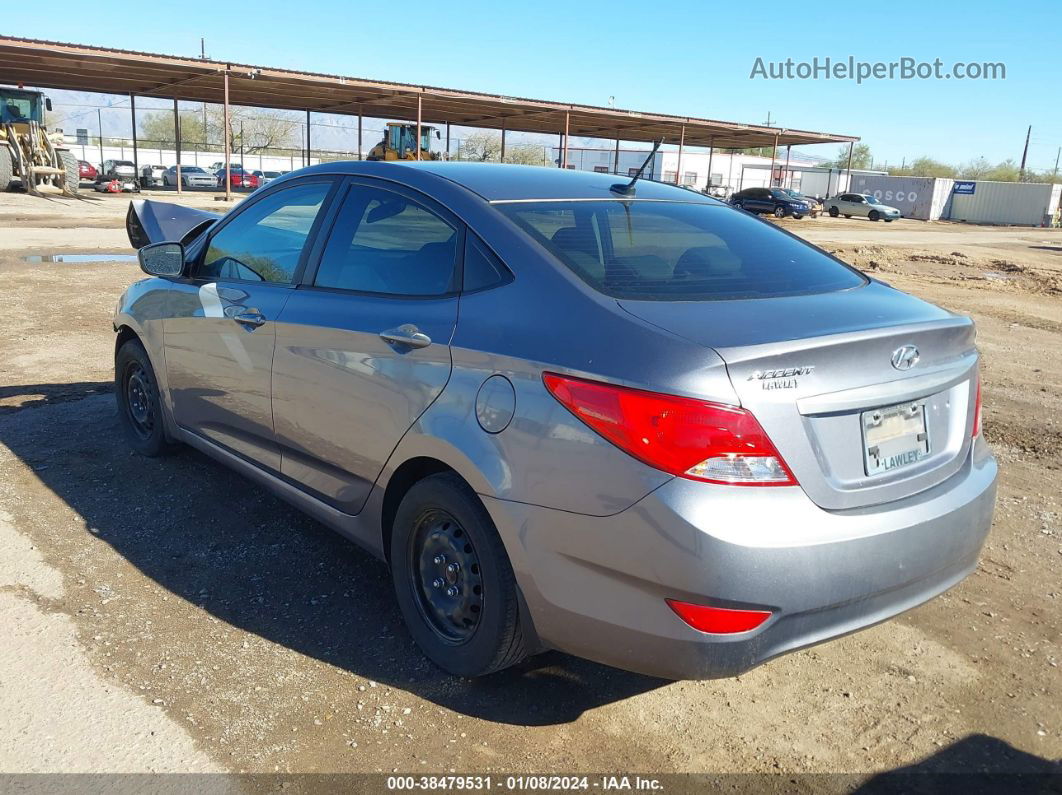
861;400;930;476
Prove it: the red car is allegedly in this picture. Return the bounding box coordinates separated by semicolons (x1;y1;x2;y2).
78;160;97;181
214;168;260;190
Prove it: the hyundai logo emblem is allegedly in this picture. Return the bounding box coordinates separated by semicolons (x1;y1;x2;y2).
891;345;920;371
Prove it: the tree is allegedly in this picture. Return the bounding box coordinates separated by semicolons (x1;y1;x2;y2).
958;157;993;179
454;131;547;165
455;131;501;162
719;146;777;157
138;106;299;154
983;159;1021;182
138;110;206;147
822;143;872;170
890;157;957;178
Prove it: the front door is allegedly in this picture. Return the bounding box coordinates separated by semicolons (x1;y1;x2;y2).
271;179;461;513
748;188;773;213
163;179;335;470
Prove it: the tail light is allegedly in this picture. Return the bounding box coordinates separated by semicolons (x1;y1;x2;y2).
542;373;796;486
972;374;983;438
666;599;772;634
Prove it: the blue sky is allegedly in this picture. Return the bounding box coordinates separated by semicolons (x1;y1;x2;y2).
4;1;1059;168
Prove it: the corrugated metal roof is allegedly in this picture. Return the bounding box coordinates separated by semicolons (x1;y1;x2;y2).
0;36;858;151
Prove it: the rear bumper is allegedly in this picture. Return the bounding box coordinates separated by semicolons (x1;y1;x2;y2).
483;440;996;679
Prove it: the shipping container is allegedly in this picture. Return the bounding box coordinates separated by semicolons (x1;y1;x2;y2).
943;181;1061;226
848;175;954;220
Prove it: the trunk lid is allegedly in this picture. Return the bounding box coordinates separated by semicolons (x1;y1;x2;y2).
620;282;979;510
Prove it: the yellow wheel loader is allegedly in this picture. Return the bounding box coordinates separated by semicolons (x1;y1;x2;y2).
366;122;442;161
1;87;79;196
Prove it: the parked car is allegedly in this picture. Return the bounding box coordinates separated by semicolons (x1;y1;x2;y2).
163;165;217;189
118;163;996;680
140;164;167;188
214;167;259;190
728;186;811;219
778;188;823;217
827;193;901;222
95;159;138;192
253;169;282;186
77;160;97;182
98;159;137;181
210;162;243;173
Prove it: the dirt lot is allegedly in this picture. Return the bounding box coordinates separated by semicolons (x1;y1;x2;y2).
0;190;1059;780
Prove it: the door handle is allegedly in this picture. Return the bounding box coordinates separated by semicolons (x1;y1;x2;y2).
380;324;432;349
232;310;267;329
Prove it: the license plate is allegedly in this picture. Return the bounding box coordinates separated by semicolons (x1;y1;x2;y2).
861;400;930;475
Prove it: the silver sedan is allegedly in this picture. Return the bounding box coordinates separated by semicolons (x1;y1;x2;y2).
115;163;995;679
163;165;217;189
827;192;902;221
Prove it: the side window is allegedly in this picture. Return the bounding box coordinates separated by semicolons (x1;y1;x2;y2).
314;183;458;296
463;235;512;292
200;181;331;283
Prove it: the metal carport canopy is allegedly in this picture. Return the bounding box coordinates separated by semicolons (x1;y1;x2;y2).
0;36;858;150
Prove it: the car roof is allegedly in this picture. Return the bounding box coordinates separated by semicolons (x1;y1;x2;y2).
292;161;722;204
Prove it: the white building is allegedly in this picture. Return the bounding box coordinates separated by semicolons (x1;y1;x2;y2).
552;146;880;198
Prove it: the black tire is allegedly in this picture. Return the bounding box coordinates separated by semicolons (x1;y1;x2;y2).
0;146;14;191
828;206;839;217
792;213;805;220
58;151;79;194
868;210;880;222
115;338;176;457
844;214;852;219
391;472;527;677
773;205;786;218
884;218;894;222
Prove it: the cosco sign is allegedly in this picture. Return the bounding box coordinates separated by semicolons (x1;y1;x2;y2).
872;189;918;203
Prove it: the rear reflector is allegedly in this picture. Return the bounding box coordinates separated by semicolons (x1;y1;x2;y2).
972;374;983;438
542;372;796;486
666;599;772;634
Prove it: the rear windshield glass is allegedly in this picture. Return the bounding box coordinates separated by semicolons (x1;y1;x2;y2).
496;200;866;301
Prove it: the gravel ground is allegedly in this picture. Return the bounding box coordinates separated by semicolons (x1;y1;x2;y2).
0;190;1058;780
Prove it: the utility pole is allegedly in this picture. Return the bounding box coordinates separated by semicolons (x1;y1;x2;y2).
97;108;104;168
1019;125;1031;181
1054;146;1060;177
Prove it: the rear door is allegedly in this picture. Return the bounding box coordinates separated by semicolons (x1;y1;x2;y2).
270;178;461;513
163;178;336;470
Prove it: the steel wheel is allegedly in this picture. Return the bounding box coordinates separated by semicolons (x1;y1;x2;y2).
124;361;155;441
408;508;484;644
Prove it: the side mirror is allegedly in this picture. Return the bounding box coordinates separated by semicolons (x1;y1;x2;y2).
138;242;185;278
435;130;441;139
45;98;53;112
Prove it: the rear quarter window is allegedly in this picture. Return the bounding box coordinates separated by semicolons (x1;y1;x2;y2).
497;200;866;301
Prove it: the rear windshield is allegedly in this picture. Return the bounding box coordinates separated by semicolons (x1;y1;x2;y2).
496;200;866;301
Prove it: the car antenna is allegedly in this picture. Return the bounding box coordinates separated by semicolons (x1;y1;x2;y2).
611;138;664;196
